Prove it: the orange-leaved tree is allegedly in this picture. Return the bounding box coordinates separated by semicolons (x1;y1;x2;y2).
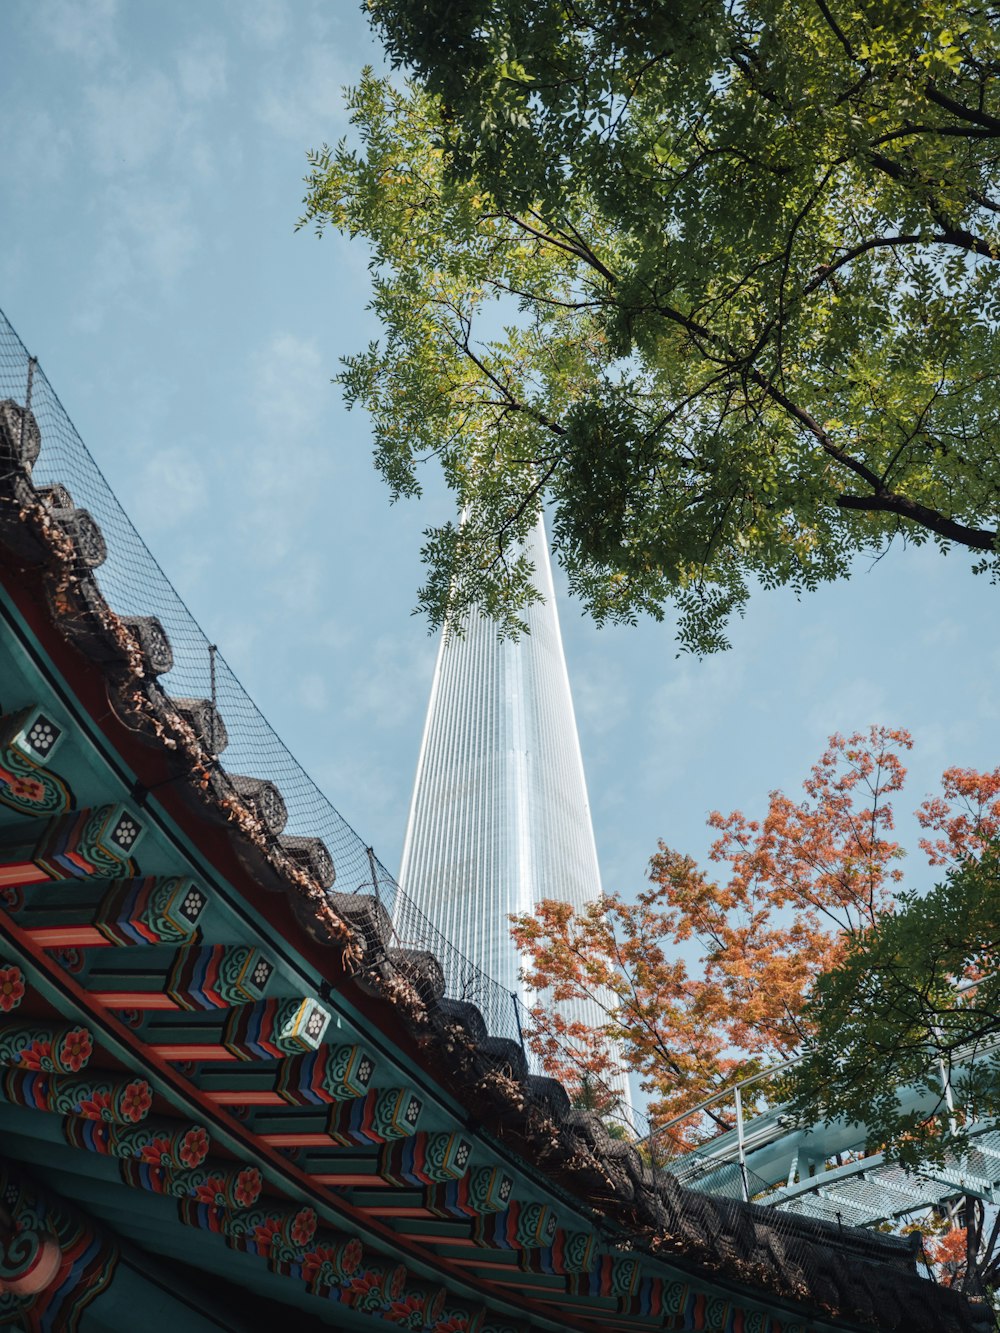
511;728;1000;1147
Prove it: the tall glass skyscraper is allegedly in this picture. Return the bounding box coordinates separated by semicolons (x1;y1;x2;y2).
399;515;632;1114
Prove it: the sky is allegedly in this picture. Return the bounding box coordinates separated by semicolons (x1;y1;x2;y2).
2;0;1000;917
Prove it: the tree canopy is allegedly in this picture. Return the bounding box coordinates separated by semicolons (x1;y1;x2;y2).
510;727;909;1132
302;0;1000;649
511;732;1000;1291
791;772;1000;1169
510;730;1000;1149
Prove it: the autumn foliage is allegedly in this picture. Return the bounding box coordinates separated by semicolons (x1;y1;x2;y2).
511;728;1000;1145
928;1225;971;1287
915;1198;1000;1295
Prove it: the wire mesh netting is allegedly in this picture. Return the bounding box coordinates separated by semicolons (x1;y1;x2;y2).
0;304;632;1112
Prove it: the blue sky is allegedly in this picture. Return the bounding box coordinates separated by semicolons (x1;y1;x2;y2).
2;0;999;908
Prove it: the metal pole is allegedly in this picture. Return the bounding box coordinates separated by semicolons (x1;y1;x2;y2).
734;1085;750;1202
786;1146;800;1189
208;644;218;755
512;991;526;1052
930;1023;958;1134
651;1053;802;1139
366;846;381;907
19;356;36;465
936;1052;958;1135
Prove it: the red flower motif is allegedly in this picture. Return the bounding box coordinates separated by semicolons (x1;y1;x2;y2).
289;1207;317;1249
386;1295;422;1325
139;1136;173;1166
0;966;25;1013
341;1238;362;1276
194;1177;226;1205
345;1271;382;1306
59;1028;92;1073
179;1126;209;1168
8;776;44;802
76;1089;113;1120
301;1247;331;1285
252;1217;282;1253
119;1079;152;1123
234;1167;261;1208
18;1040;52;1070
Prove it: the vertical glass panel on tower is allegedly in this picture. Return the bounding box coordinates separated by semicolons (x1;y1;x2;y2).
399;516;632;1115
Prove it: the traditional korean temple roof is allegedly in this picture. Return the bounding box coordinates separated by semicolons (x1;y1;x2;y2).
0;311;989;1332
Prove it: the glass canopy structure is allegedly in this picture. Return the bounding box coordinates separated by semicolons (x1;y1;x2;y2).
399;516;632;1113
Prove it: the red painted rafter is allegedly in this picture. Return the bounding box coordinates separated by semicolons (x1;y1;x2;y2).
0;903;601;1333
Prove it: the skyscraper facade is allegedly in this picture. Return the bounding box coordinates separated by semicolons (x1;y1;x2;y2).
399;515;632;1114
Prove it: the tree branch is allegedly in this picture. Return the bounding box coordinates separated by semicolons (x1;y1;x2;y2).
813;0;856;62
867;152;999;258
925;83;1000;134
836;492;996;550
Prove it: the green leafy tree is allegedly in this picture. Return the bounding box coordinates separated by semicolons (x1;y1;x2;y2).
792;763;1000;1167
303;1;1000;649
791;846;1000;1169
791;843;1000;1301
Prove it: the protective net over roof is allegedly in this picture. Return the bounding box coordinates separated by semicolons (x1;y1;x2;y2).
0;306;647;1133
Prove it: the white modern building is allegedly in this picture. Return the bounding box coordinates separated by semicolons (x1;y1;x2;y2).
399;514;632;1115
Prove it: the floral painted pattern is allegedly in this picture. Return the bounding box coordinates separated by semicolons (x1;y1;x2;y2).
234;1167;261;1208
300;1248;332;1286
52;948;84;974
301;1239;362;1287
194;1176;227;1206
60;1028;93;1072
9;1028;92;1074
140;1136;175;1167
6;774;44;803
178;1126;209;1168
0;966;25;1013
119;1079;152;1123
385;1294;424;1326
289;1207;317;1249
252;1217;282;1253
17;1040;53;1070
345;1271;386;1308
76;1089;113;1121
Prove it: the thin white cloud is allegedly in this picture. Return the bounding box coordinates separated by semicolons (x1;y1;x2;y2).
348;634;435;731
255;44;352;143
134;442;211;527
651;652;746;746
804;676;890;740
312;617;358;652
176;38;228;103
86;70;181;176
249;332;328;439
32;0;119;63
117;184;200;283
230;0;290;47
572;656;631;737
72;179;201;332
1;107;74;196
298;671;329;712
263;554;329;613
